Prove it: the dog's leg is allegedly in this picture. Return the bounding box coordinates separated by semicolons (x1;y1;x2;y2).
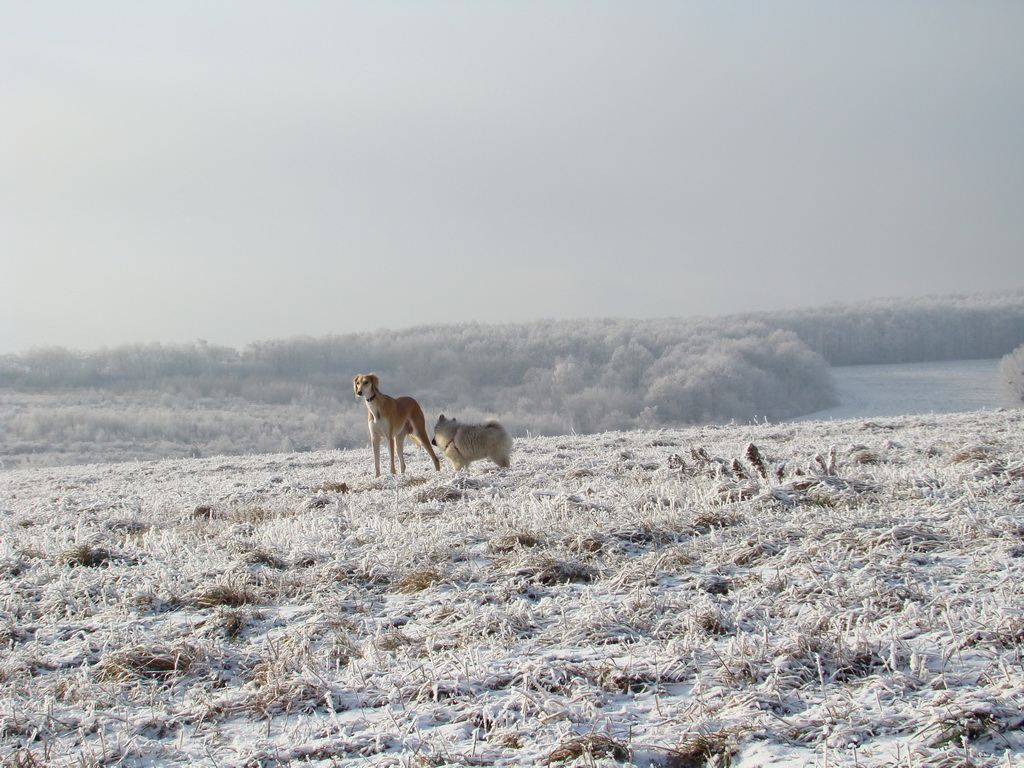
393;431;407;474
369;427;382;478
386;426;400;474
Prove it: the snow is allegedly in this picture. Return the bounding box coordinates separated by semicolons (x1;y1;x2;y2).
796;358;1008;421
2;403;1024;766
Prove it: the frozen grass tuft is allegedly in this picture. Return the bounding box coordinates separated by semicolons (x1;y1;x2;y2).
663;729;743;768
546;732;630;764
0;748;49;768
395;567;444;593
191;580;260;608
488;531;542;552
509;553;597;585
94;643;196;681
58;543;117;567
948;444;1000;463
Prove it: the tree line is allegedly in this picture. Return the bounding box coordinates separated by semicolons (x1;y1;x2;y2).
2;291;1023;437
751;291;1024;366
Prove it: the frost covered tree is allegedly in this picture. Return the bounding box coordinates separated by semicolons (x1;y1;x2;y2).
1001;343;1024;404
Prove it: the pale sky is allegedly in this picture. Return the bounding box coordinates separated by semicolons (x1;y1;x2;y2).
3;2;1023;354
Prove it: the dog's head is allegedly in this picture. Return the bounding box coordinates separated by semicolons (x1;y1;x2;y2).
432;414;457;445
352;373;380;400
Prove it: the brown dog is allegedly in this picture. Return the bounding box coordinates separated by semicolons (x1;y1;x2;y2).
352;373;441;477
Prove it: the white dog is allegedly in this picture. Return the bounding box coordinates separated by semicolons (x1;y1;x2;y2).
432;414;512;470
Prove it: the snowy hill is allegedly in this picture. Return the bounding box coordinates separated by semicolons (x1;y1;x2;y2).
2;408;1023;766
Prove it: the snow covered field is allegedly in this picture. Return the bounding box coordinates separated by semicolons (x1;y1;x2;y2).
2;406;1023;767
796;359;1007;421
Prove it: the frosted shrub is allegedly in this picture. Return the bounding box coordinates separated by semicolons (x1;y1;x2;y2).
1001;342;1024;404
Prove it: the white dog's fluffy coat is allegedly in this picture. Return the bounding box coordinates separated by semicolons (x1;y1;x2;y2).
432;415;512;470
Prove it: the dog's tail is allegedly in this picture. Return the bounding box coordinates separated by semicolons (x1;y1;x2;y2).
486;421;513;467
414;418;441;471
423;431;441;471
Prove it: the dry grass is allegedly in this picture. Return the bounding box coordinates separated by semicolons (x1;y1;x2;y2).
487;531;542;552
316;481;350;493
948;445;999;463
0;748;49;768
197;606;256;640
546;733;630;764
94;644;196;681
509;554;597;585
237;547;288;569
58;543;117;567
664;730;742;767
395;567;444;593
416;485;464;503
190;580;260;608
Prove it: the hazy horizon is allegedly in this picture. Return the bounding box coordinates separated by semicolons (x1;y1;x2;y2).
5;3;1024;354
2;288;1023;357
